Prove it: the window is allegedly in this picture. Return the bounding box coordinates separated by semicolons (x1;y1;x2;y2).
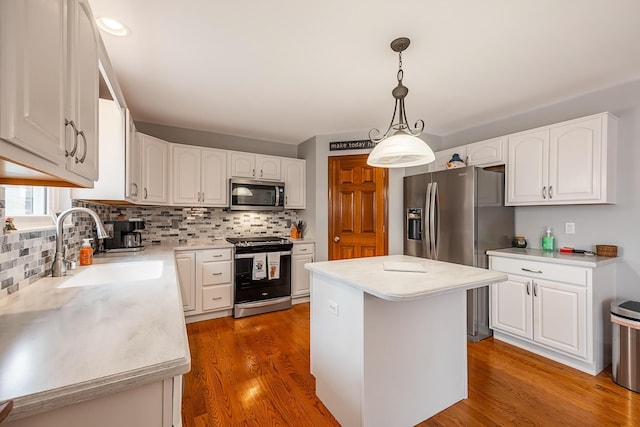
5;186;48;216
3;185;71;230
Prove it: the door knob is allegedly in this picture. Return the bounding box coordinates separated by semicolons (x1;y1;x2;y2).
334;236;340;242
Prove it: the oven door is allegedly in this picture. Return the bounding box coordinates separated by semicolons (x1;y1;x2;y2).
234;252;291;303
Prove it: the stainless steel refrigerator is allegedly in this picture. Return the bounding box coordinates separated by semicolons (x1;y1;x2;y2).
404;166;514;342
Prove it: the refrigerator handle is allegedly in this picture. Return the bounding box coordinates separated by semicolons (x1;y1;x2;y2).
425;182;432;258
431;181;439;259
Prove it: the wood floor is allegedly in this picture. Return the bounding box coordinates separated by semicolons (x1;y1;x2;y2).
182;303;640;426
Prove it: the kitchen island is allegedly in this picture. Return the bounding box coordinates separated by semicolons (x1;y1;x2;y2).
0;246;190;426
305;254;507;427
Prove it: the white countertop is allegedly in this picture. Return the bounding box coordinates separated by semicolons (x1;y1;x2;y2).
173;240;234;251
305;254;507;302
0;245;190;422
487;248;619;267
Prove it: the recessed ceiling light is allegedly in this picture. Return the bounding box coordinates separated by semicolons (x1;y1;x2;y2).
96;17;130;37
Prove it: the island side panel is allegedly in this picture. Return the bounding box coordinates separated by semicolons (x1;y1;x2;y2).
362;290;468;427
310;272;365;427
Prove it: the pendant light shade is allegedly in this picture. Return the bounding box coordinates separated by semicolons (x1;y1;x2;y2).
367;37;435;168
367;131;435;167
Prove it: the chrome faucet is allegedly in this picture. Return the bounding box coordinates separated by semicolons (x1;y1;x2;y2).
52;207;109;277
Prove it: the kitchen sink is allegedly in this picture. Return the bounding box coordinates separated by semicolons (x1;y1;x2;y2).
57;260;164;288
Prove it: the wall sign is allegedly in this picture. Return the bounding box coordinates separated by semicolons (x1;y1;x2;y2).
329;140;376;151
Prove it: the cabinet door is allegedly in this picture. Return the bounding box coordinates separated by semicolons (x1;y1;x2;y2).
140;134;169;203
0;0;67;164
256;155;281;180
490;274;533;340
506;130;549;205
282;158;306;208
292;253;313;297
125;109;140;202
66;0;99;180
172;145;201;205
467;137;504;167
548;116;602;202
533;279;587;358
175;252;196;312
201;148;227;206
230;152;256;178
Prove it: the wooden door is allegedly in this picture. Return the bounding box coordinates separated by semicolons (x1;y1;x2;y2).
328;154;388;260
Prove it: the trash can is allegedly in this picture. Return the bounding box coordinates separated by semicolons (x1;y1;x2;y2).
611;300;640;392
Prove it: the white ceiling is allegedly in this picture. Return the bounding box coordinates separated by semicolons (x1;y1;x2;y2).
89;0;640;145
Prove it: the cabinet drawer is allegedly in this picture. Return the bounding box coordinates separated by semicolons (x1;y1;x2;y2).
292;243;314;256
201;260;232;285
490;256;587;286
197;248;232;262
202;284;232;311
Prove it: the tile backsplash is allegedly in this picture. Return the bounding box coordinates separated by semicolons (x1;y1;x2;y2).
0;192;299;298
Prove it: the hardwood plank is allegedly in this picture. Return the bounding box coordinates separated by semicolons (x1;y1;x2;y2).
182;303;640;426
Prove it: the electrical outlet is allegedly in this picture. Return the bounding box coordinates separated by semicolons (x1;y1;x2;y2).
328;300;339;316
565;222;576;234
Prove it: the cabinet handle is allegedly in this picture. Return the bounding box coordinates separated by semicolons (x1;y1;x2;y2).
75;130;87;164
212;254;223;258
132;183;139;197
299;248;307;252
211;296;223;301
201;192;205;202
285;196;288;204
252;168;255;177
144;188;148;199
542;186;547;199
533;282;538;297
65;119;79;157
526;281;530;295
521;268;543;274
549;185;553;199
260;169;263;177
212;272;223;276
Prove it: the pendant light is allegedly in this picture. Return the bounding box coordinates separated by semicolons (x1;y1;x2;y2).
367;37;435;168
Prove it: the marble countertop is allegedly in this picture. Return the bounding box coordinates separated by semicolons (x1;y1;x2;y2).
0;245;190;422
305;254;507;302
487;248;619;267
172;239;234;251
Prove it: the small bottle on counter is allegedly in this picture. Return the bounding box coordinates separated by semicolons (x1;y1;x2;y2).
79;238;94;266
542;227;555;252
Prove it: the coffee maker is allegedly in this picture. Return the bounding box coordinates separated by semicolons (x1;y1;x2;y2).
103;219;145;252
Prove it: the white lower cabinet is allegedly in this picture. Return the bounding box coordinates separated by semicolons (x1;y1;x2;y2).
489;252;615;375
292;242;314;302
176;247;234;322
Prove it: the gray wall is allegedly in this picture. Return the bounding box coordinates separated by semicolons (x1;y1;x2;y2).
299;131;441;262
135;121;299;157
440;78;640;300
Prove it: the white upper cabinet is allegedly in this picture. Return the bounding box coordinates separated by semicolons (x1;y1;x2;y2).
506;113;617;206
65;0;99;181
282;158;306;209
0;0;98;187
125;109;141;202
466;137;505;167
230;152;282;181
140;133;169;204
172;144;227;206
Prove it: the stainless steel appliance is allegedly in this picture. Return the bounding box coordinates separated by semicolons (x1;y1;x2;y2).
103;219;145;252
404;166;514;342
229;179;285;211
226;236;293;318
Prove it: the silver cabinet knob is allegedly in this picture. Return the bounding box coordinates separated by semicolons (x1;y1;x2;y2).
334;236;340;242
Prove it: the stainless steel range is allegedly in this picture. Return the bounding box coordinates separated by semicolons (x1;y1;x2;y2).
226;236;293;318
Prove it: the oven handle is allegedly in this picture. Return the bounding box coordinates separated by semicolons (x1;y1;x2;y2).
235;251;292;259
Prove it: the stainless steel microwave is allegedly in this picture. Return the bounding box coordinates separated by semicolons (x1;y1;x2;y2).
229;179;285;211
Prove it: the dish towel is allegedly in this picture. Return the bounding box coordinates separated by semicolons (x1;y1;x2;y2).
253;253;267;280
267;251;281;280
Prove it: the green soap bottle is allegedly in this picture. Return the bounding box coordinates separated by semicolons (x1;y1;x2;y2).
542;227;555;251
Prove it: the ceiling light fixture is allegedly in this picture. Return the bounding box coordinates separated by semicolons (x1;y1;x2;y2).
96;17;130;37
367;37;435;168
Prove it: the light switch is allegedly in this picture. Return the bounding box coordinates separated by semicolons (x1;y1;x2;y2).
328;300;339;316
